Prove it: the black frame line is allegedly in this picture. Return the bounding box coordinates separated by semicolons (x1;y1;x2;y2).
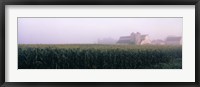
18;17;183;18
1;0;200;87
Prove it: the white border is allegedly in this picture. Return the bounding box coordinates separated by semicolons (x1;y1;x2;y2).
5;5;195;82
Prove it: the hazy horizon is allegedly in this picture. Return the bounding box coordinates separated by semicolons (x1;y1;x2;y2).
18;17;182;44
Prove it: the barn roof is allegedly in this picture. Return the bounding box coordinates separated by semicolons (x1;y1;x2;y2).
117;36;131;43
119;36;131;40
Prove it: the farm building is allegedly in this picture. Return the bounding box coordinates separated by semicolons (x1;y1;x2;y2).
117;32;151;45
165;36;182;45
151;39;165;45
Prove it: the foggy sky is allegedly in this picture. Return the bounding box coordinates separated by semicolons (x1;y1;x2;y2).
18;18;182;44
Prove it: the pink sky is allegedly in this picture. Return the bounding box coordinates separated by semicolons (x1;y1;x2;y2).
18;18;182;44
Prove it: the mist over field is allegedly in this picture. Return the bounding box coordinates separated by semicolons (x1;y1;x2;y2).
18;18;182;44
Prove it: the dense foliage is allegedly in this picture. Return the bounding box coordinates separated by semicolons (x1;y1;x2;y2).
18;44;182;69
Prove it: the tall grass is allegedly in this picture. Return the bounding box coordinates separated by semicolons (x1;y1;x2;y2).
18;44;182;69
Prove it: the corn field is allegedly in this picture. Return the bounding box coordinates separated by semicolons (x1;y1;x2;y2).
18;44;182;69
